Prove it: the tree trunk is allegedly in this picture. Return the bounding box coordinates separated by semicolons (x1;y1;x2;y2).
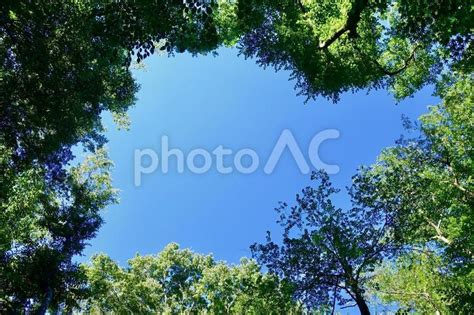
354;291;371;315
36;286;53;315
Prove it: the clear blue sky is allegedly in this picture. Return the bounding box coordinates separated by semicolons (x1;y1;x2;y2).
80;48;437;268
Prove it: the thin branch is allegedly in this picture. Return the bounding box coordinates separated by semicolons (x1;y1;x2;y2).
353;41;420;76
375;45;420;76
331;279;338;315
343;286;357;302
340;303;357;309
443;157;474;198
426;219;452;245
426;218;473;257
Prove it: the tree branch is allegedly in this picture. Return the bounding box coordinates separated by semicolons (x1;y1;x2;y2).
340;303;357;309
427;219;452;245
319;0;369;49
297;0;308;13
319;28;350;49
443;157;474;198
426;218;473;258
375;45;420;76
331;281;337;315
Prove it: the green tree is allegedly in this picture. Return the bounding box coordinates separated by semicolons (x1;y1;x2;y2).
2;0;471;165
82;243;297;314
354;74;473;312
371;251;450;314
237;0;472;101
0;148;117;312
0;1;222;311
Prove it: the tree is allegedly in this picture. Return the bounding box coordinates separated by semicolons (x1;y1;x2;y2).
251;171;399;314
82;243;297;314
0;148;117;312
237;0;472;101
353;74;473;312
371;251;450;314
0;1;222;311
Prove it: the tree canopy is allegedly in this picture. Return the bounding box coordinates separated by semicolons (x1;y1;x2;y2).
355;74;473;313
237;0;472;100
82;243;297;314
0;0;472;313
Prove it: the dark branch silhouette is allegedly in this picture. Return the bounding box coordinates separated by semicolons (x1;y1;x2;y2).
319;0;369;49
377;45;420;76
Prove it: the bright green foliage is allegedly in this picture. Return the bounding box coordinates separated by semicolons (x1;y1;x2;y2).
237;0;472;101
371;248;474;314
0;147;45;251
355;74;473;312
373;250;474;314
371;251;449;314
82;243;297;314
356;74;473;259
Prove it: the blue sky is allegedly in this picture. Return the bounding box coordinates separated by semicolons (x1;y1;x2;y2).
80;47;438;268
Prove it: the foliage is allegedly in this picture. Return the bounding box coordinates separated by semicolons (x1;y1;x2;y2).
0;0;472;312
0;148;117;312
354;74;474;313
371;251;450;314
237;0;473;101
82;243;298;314
0;1;222;312
0;1;137;162
2;0;471;166
356;74;473;264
